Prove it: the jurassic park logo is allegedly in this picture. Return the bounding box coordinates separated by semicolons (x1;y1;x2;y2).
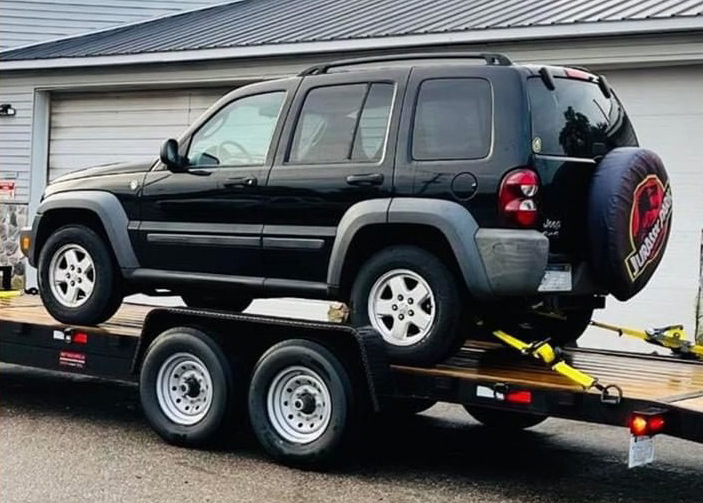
625;175;672;281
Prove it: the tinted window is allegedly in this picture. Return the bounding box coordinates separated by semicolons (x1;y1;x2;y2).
412;78;492;161
289;83;393;164
188;92;285;167
528;77;637;158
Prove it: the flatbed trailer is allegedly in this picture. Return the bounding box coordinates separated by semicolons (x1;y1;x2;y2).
2;294;702;467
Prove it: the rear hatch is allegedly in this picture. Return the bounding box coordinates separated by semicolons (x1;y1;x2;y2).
528;69;638;256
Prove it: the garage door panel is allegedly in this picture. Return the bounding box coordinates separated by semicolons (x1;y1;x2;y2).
49;87;229;181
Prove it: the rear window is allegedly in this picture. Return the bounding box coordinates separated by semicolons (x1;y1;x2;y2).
528;77;637;158
412;78;492;161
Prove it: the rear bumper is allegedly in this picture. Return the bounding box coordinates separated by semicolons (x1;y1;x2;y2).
474;229;549;296
472;229;604;298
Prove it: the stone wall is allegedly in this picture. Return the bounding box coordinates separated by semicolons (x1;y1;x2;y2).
0;203;27;290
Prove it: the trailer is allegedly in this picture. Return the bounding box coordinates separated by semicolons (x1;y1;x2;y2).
1;294;702;468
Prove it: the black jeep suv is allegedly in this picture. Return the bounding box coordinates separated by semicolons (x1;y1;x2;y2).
22;53;672;364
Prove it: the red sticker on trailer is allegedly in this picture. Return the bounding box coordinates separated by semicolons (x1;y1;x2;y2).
59;351;86;369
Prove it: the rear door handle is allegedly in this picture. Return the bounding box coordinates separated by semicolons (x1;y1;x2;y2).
224;176;258;188
345;173;384;186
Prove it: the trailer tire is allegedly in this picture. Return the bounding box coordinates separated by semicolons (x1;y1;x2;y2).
248;339;354;468
464;406;548;430
139;327;237;447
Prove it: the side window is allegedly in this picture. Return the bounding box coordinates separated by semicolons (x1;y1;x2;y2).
412;78;492;161
188;91;285;167
288;83;393;164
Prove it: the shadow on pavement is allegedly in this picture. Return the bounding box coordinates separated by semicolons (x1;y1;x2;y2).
2;364;701;503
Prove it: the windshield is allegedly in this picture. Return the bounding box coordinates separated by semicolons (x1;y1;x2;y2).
528;77;637;158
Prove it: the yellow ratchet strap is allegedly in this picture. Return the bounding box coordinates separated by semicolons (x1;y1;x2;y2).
493;330;598;389
591;321;703;360
0;290;22;299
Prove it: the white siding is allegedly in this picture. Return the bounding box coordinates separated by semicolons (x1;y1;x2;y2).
48;88;228;180
0;0;225;50
0;83;34;202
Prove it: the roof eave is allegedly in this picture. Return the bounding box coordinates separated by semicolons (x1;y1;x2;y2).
2;16;702;71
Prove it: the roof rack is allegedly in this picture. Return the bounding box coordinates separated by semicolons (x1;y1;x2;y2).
299;52;513;76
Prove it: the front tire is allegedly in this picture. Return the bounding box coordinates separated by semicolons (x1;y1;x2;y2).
38;224;123;325
248;339;354;468
350;246;462;365
139;327;238;447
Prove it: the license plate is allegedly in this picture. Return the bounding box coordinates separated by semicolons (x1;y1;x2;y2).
538;264;572;292
628;435;655;468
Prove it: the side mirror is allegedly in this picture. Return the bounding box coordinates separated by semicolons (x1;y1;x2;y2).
160;139;187;171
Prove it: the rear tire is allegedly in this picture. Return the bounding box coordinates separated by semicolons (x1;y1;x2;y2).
350;246;463;365
139;327;238;447
38;224;123;325
464;406;548;430
248;339;354;468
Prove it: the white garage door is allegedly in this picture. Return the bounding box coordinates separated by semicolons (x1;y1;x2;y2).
581;65;703;351
49;87;230;181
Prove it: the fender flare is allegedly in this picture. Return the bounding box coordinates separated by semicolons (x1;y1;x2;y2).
34;190;139;269
326;198;493;298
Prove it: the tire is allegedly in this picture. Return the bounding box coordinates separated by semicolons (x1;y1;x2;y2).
350;246;462;365
505;307;593;346
248;339;354;468
38;224;123;325
464;406;548;430
182;293;252;312
139;327;238;447
384;397;437;416
588;147;672;301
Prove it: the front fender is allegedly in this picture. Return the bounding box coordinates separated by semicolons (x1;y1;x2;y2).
31;190;139;270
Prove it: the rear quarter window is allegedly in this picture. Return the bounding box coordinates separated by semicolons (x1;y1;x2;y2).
412;78;492;161
528;77;637;158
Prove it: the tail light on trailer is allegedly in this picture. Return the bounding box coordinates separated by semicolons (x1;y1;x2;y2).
498;168;540;228
629;411;666;437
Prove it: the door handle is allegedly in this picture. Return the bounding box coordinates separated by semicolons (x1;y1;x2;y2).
345;173;384;186
223;176;258;188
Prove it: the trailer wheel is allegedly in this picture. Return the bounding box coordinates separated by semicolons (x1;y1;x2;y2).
140;327;237;447
464;406;548;430
248;339;354;468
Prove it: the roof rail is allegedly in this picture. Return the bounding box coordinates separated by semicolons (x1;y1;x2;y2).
299;52;512;76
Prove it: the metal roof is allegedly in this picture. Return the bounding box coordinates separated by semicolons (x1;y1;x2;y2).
2;0;703;62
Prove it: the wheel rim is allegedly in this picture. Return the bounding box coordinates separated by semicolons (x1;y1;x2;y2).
266;366;332;444
368;268;436;347
48;243;96;308
156;352;214;426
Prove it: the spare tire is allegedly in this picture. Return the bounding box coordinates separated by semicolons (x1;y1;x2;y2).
588;147;672;301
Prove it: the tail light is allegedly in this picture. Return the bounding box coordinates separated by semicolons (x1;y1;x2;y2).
499;168;540;227
629;411;666;437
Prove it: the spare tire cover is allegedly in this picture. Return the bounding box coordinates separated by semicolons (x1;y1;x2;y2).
587;147;672;301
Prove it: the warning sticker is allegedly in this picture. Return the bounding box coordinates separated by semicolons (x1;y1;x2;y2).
59;351;86;369
0;181;16;200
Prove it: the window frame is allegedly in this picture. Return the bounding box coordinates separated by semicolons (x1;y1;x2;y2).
284;81;397;166
183;90;287;170
410;77;494;162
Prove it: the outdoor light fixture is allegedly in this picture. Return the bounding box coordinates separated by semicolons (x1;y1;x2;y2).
0;104;16;117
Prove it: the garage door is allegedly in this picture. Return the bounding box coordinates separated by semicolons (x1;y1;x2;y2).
581;65;703;351
49;87;230;181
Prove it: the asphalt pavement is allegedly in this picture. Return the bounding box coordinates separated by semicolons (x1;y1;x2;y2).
2;362;702;503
